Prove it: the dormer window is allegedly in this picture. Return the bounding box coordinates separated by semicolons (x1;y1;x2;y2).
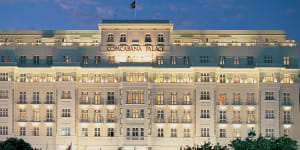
107;34;114;42
120;34;127;42
145;34;152;42
158;34;164;42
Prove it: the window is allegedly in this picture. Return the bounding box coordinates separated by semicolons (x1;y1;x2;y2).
200;56;209;63
107;110;115;122
233;110;241;122
46;108;53;121
219;56;225;65
33;91;40;103
46;56;53;65
157;91;164;104
1;56;9;63
94;92;101;104
283;74;290;84
220;74;226;83
132;128;139;140
171;110;177;123
233;92;240;104
46;92;53;103
265;128;274;137
95;56;101;64
171;128;177;137
62;127;70;136
158;128;164;137
183;74;190;83
156;74;164;83
20;73;26;82
127;91;144;104
20;127;26;136
247;93;255;105
47;127;53;136
158;34;164;42
184;129;190;137
200;73;209;82
81;91;89;104
62;90;71;99
120;34;127;42
33;127;39;136
283;92;290;105
82;128;88;136
107;34;114;42
219;111;226;123
219;93;226;105
200;128;209;137
94;110;102;122
284;128;289;136
284;110;291;123
132;109;139;118
183;110;191;123
184;56;189;65
107;92;114;104
64;56;71;63
265;109;275;119
145;34;152;42
33;56;40;65
108;128;114;137
19;109;26;121
247;56;253;65
171;92;177;104
82;56;88;65
157;110;164;123
81;110;89;121
265;73;274;83
264;56;272;64
283;56;289;65
62;108;71;117
0;89;8;99
171;56;176;64
247;111;255;123
233;56;239;64
265;92;274;100
200;109;210;118
94;74;101;83
95;128;100;137
33;108;40;122
20;56;26;64
108;56;115;64
220;129;226;138
233;74;240;83
0;126;8;135
0;73;8;81
33;73;40;83
0;108;8;117
156;56;163;65
233;129;240;138
126;72;145;82
183;92;190;105
200;91;210;100
19;91;26;103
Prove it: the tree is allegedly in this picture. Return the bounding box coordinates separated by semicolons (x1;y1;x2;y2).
184;142;228;150
0;138;37;150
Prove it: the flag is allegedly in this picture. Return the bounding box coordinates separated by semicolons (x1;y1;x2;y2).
130;0;136;9
66;142;72;150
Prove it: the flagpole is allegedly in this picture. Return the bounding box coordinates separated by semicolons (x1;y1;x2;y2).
135;0;136;17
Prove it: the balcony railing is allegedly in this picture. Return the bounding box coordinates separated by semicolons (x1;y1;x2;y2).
232;101;242;105
44;101;55;104
246;120;256;124
31;101;41;104
246;101;256;105
106;118;116;123
93;118;104;123
168;119;179;124
154;119;165;123
17;119;27;122
80;100;90;105
17;100;27;104
181;119;192;124
44;119;55;122
283;121;292;124
232;120;242;124
92;100;105;105
106;100;116;105
218;120;227;124
80;119;90;123
281;101;292;106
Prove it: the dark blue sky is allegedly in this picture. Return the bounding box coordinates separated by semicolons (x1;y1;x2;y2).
0;0;299;43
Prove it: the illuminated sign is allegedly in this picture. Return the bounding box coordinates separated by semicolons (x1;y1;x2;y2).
107;45;163;52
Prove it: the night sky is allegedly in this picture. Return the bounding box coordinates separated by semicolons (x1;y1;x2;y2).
0;0;299;46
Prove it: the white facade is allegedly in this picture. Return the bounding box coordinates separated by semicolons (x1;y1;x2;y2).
0;20;299;150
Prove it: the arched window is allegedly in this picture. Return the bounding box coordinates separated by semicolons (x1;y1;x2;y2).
145;34;152;42
120;34;127;42
157;34;164;42
107;34;114;42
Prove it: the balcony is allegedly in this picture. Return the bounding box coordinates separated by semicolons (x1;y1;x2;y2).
232;101;242;105
168;101;180;105
168;119;179;124
92;100;105;105
283;121;292;124
44;101;55;104
44;119;55;122
218;120;227;124
17;119;27;122
246;101;256;105
182;101;192;105
31;119;41;122
106;118;116;123
154;119;165;123
17;100;27;104
31;101;41;104
80;100;91;105
232;120;242;124
126;136;145;140
80;119;90;123
93;118;104;123
281;101;292;106
246;120;256;124
181;119;192;124
154;101;166;105
106;100;116;105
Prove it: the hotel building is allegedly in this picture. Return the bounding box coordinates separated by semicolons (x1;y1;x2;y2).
0;20;299;150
